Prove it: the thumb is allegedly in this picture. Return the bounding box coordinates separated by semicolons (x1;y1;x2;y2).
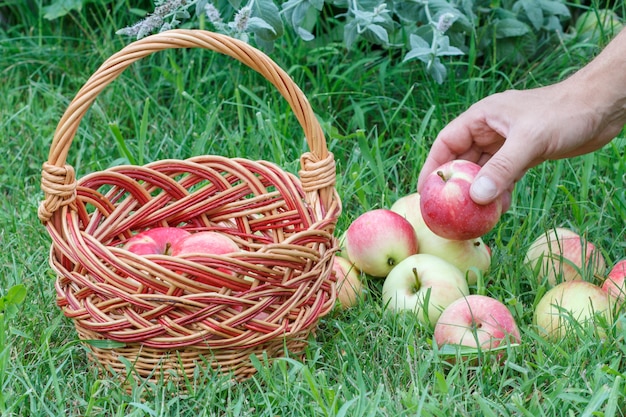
470;140;535;205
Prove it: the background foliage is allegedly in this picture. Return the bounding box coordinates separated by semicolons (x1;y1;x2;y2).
9;0;624;83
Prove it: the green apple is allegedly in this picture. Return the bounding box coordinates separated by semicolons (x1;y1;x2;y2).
533;280;611;340
382;254;469;326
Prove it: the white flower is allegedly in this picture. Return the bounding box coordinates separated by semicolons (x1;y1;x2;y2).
436;13;456;33
232;5;252;32
205;3;222;24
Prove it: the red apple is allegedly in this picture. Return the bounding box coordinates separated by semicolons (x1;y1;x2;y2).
533;280;612;340
419;160;502;240
382;254;469;326
391;192;491;285
123;227;191;255
434;295;521;351
170;231;239;256
602;259;626;303
524;228;606;286
345;209;419;278
331;256;364;309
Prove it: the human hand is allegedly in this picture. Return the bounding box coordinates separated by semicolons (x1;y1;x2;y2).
417;81;625;212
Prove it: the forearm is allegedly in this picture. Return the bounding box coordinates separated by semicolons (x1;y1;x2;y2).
564;28;626;127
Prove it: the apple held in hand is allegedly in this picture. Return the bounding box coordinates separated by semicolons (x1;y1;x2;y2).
331;256;364;309
602;259;626;303
382;254;469;326
123;227;191;255
391;192;491;285
345;209;419;278
524;228;606;286
533;280;612;340
434;295;521;351
419;160;502;241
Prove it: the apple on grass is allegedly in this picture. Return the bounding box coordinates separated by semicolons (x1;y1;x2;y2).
419;160;502;241
391;192;491;285
345;209;419;278
382;254;469;326
601;259;626;303
533;280;612;340
434;295;521;359
524;227;606;286
331;256;364;309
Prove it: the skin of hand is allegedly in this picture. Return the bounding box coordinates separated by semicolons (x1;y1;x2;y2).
417;29;626;212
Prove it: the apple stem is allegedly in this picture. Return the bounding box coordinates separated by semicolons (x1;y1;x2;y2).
412;268;421;292
436;170;447;182
164;242;172;255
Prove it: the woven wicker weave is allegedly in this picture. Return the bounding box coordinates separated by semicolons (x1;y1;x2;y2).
38;29;341;383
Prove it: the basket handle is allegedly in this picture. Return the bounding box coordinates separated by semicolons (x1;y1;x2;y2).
39;29;338;225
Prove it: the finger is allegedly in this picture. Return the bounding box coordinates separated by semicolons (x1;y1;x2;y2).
469;135;540;205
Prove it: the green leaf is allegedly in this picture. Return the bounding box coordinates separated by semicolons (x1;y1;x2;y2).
251;0;284;41
283;0;309;28
438;343;521;357
343;21;358;49
296;27;315;41
5;285;26;306
228;0;244;9
436;36;465;56
247;17;276;33
427;59;446;84
409;33;430;49
309;0;325;10
83;339;127;349
42;0;86;20
367;24;389;45
494;18;531;39
518;0;544;31
434;371;448;394
540;1;571;18
403;47;432;63
282;0;320;40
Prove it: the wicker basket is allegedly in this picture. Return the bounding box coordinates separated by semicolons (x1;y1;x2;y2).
38;29;341;383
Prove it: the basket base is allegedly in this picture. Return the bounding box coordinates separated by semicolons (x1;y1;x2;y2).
76;325;311;385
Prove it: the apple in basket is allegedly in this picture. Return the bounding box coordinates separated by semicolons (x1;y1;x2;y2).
124;227;239;258
170;231;240;256
124;227;241;289
123;227;191;255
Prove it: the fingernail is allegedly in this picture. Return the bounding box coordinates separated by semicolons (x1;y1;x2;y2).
471;176;498;202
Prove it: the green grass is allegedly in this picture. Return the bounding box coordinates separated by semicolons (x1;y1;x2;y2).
1;2;625;416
